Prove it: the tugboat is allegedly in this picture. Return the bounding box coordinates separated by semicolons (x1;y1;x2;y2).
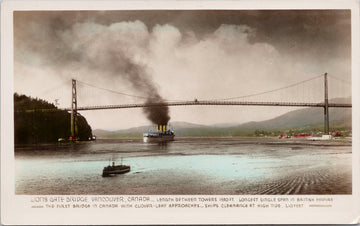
143;124;175;142
102;159;130;177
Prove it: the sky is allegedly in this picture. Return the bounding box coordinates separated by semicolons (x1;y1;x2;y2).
13;10;352;130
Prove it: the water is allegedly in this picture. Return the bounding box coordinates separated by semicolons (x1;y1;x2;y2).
15;138;352;195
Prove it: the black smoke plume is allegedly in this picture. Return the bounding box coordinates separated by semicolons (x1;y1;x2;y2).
83;33;171;125
144;96;170;125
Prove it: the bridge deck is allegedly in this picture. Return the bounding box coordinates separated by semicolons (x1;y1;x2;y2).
18;101;352;113
66;101;352;111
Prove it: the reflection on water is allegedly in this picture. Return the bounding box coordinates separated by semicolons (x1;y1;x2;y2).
15;138;352;195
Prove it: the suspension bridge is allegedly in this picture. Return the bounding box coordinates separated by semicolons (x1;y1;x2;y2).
23;73;352;137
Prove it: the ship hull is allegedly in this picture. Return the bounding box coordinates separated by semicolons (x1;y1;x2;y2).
143;135;175;143
102;165;130;177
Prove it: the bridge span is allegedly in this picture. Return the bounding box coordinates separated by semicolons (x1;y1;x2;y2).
66;73;349;136
20;73;351;137
63;100;352;111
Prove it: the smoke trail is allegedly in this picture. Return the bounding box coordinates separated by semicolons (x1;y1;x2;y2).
81;29;171;125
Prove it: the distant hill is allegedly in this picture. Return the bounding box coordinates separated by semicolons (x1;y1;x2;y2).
93;97;351;138
239;107;351;129
238;97;351;130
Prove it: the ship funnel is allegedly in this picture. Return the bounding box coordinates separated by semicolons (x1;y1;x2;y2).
156;125;167;131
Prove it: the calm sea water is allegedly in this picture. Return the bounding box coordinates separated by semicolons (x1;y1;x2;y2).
15;138;352;195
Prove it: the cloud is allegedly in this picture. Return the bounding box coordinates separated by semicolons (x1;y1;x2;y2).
14;18;351;129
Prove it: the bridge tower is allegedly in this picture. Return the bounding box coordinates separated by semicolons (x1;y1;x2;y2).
324;73;329;134
70;79;78;138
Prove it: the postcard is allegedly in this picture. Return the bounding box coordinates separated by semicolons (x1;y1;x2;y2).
1;0;360;224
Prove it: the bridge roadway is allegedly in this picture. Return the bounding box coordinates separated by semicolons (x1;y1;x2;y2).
19;101;352;113
63;100;352;111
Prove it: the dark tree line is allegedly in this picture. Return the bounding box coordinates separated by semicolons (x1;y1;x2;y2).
14;93;92;144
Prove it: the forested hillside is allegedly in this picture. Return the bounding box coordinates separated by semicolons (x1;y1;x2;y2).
14;93;92;144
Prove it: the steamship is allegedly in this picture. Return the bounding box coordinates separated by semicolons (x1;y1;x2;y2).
143;125;175;142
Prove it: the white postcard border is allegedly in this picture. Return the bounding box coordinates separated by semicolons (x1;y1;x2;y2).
1;0;360;224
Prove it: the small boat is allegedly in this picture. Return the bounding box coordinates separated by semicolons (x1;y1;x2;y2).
102;160;130;177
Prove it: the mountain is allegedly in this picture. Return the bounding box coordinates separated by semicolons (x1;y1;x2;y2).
93;97;351;138
210;123;241;128
238;97;351;130
239;107;351;129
